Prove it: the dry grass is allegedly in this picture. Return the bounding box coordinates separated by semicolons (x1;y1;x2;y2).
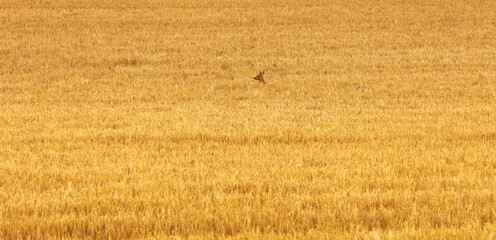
1;0;496;239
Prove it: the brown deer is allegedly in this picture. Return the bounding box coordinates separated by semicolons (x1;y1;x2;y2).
253;71;266;84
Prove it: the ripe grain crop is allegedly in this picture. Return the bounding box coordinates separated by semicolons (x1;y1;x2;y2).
1;0;496;239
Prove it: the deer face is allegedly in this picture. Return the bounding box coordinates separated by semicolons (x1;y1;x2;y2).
254;71;265;84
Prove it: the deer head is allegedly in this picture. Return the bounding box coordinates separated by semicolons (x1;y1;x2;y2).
253;71;265;84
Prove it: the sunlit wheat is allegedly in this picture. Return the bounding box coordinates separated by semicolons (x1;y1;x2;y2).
0;0;495;239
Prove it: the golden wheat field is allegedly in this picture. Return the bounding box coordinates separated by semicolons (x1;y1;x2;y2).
1;0;496;239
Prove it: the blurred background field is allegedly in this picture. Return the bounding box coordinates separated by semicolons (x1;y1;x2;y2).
1;0;496;239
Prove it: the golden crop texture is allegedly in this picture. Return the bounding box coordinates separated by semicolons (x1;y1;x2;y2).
1;0;496;239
